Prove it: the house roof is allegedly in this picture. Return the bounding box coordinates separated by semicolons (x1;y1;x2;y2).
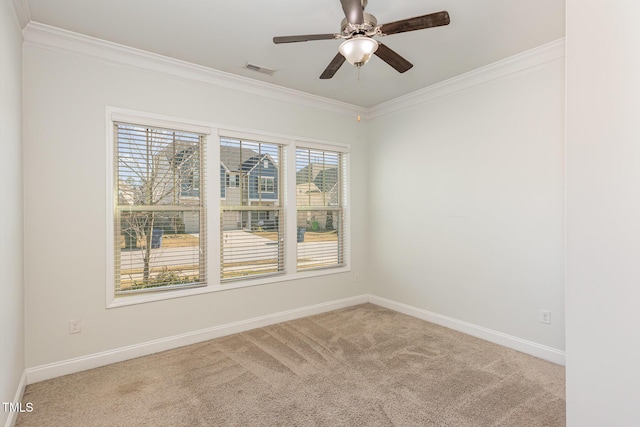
242;153;278;176
296;182;321;193
220;144;279;175
296;163;324;185
313;168;339;193
220;145;260;173
297;163;339;192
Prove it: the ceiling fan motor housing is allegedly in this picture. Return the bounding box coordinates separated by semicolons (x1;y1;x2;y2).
341;13;378;37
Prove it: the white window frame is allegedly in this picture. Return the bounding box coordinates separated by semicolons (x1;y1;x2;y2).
106;108;350;309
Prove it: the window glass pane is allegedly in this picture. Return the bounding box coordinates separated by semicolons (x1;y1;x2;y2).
118;210;203;291
296;209;343;270
220;138;284;281
221;209;282;279
117;125;201;206
114;123;206;294
296;148;344;271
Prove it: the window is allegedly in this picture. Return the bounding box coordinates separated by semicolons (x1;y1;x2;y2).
296;148;346;271
220;137;284;281
226;174;239;188
113;122;207;294
108;110;349;306
260;176;275;193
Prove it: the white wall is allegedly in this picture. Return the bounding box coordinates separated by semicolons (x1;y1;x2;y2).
22;43;368;368
566;2;640;425
367;49;565;351
0;0;25;423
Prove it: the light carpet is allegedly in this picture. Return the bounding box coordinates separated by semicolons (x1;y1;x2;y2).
17;304;565;426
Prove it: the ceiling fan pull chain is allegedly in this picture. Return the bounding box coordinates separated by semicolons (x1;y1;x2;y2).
357;65;362;122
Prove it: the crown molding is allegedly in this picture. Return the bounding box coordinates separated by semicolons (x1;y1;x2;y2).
11;0;30;28
368;38;566;119
22;22;366;118
21;22;563;121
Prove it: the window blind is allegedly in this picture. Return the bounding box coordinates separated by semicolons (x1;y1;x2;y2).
114;123;207;294
220;137;285;281
295;148;345;271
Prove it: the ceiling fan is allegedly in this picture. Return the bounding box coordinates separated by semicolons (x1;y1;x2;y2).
273;0;450;79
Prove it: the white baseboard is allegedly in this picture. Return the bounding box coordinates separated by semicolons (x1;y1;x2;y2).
25;295;369;385
4;371;27;427
368;295;565;365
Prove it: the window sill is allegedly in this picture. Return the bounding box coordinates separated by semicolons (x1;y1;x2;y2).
106;265;352;309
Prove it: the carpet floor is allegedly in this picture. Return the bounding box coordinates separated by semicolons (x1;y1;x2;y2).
17;304;565;426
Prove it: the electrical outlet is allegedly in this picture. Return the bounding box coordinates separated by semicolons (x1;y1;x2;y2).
539;310;551;325
69;319;82;334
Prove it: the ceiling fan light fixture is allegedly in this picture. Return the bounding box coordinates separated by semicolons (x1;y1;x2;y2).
339;36;379;67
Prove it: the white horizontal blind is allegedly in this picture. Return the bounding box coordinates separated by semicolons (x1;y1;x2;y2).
220;137;285;281
296;147;345;271
114;123;206;294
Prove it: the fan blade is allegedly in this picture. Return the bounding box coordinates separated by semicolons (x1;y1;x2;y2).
374;43;413;73
340;0;364;25
320;53;346;79
273;34;338;44
379;11;450;36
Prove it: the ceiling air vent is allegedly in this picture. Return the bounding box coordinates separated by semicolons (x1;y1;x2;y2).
244;63;276;76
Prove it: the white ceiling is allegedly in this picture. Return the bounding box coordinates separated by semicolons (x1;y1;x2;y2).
23;0;565;107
